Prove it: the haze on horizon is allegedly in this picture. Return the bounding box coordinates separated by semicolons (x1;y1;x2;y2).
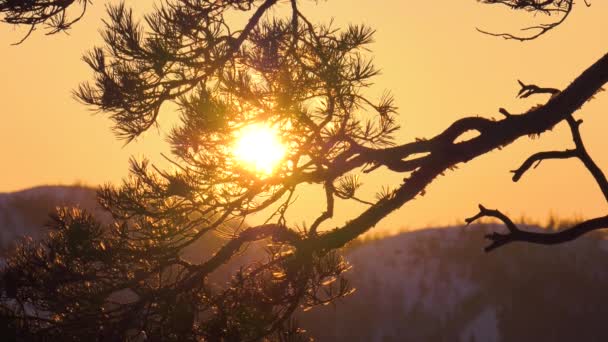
1;0;607;231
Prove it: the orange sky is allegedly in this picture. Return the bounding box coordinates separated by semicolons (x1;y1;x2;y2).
1;0;607;231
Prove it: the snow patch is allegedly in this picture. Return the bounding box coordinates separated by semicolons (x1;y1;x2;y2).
459;307;499;342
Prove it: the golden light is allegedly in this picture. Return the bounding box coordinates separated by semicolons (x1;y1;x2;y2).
232;123;287;176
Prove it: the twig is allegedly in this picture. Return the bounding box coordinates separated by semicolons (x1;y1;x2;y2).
466;204;608;252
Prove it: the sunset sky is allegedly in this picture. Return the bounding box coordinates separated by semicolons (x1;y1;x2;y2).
1;0;607;232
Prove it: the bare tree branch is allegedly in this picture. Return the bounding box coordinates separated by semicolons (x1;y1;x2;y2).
477;0;575;41
314;52;608;252
565;116;608;202
511;149;577;181
510;113;608;200
466;204;608;251
516;79;560;98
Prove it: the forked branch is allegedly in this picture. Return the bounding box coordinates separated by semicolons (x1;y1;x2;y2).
511;115;608;201
466;205;608;251
516;80;560;98
316;52;608;252
476;74;608;252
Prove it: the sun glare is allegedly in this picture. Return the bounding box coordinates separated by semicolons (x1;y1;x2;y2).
232;124;287;176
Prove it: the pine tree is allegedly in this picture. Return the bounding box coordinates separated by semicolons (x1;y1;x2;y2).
1;0;607;340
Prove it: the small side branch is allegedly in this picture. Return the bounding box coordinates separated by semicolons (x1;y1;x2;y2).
309;182;335;235
516;80;560;98
566;116;608;203
465;204;518;232
466;204;608;252
181;223;299;288
511;149;577;181
499;80;560;117
512;115;608;200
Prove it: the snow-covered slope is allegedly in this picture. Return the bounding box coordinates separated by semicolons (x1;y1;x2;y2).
298;226;608;341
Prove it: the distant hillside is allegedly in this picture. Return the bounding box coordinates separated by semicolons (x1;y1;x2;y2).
0;185;100;253
298;227;608;341
0;185;253;282
2;186;608;341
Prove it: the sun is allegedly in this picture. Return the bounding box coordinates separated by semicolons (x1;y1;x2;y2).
232;123;287;176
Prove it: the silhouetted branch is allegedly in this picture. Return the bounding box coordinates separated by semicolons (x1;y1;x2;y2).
314;52;608;252
510;113;608;199
179;223;299;289
516;80;560;98
309;182;335;235
0;0;90;44
478;0;574;41
466;204;608;251
511;149;577;181
469;101;608;251
565;116;608;202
